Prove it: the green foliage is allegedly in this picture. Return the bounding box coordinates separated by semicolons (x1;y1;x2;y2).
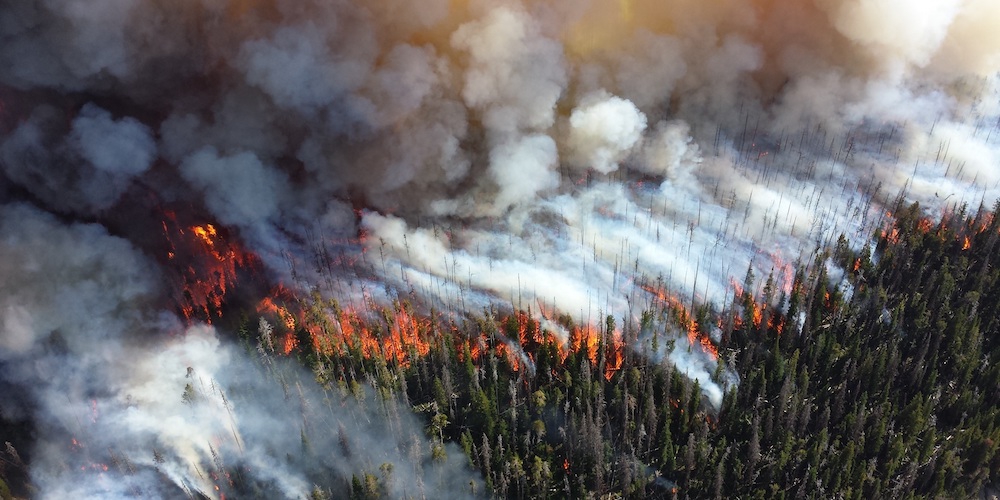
229;201;1000;499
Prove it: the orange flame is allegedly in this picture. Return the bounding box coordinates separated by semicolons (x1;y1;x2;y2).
247;276;730;383
281;333;298;355
281;303;436;367
161;212;258;324
881;226;900;244
192;224;218;247
767;251;796;295
977;212;994;234
571;323;601;367
495;342;521;372
750;302;763;329
641;283;718;361
255;289;637;381
768;313;785;336
604;329;624;380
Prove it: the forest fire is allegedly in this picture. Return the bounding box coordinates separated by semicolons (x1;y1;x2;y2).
157;206;731;387
529;306;624;379
747;299;763;330
767;253;796;295
604;329;625;380
879;205;996;254
273;300;437;367
160;210;260;325
767;314;786;336
570;323;602;366
881;226;901;245
976;212;994;233
641;284;719;361
493;342;522;372
880;211;901;244
248;281;633;380
5;0;1000;497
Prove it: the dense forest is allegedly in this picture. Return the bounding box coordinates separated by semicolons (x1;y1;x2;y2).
282;198;999;498
4;0;1000;497
4;199;1000;498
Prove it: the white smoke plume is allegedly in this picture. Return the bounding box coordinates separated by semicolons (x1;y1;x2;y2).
0;203;481;498
3;0;1000;495
567;92;647;174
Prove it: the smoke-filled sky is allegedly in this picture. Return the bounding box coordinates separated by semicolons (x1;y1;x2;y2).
2;0;1000;497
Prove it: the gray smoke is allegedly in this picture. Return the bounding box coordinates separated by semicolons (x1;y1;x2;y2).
0;203;481;498
2;0;1000;495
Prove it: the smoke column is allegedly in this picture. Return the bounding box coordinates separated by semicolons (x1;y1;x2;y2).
2;0;1000;497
